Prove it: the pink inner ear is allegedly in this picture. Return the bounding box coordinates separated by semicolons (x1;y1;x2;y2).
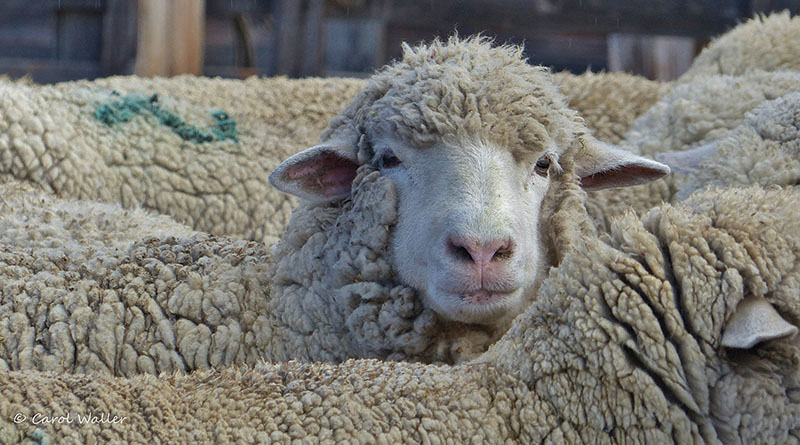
580;165;667;190
285;151;359;198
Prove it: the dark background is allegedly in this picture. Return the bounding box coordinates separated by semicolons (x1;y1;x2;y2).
1;0;799;83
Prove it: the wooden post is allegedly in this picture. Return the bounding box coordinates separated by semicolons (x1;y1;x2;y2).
102;0;138;76
300;0;324;77
135;0;205;77
607;34;695;81
275;0;302;76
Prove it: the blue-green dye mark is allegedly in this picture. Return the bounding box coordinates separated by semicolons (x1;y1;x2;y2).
32;429;48;445
95;92;238;144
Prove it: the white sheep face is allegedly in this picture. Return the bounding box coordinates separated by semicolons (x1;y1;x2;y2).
371;134;552;324
270;132;670;326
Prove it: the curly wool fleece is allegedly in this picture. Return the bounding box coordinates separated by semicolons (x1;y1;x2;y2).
672;92;800;199
322;36;587;163
0;169;514;375
585;69;800;233
0;37;601;372
3;186;800;444
0;75;364;244
266;166;501;363
267;37;606;364
681;11;800;81
0;66;662;247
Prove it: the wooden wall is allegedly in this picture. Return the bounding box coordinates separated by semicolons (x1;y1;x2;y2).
0;0;136;83
1;0;799;83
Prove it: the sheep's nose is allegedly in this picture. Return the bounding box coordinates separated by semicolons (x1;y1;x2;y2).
447;236;515;265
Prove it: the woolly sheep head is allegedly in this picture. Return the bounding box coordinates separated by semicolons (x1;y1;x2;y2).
270;37;669;326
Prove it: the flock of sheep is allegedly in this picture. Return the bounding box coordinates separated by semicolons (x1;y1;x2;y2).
0;11;799;444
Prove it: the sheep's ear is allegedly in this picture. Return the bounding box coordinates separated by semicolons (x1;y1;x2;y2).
574;137;671;190
721;295;798;349
269;144;359;203
656;143;718;175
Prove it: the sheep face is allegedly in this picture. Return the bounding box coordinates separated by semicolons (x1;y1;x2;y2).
271;134;669;327
270;37;670;327
366;132;553;324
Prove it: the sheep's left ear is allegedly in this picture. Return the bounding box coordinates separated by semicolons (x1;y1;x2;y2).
574;136;671;190
269;143;360;203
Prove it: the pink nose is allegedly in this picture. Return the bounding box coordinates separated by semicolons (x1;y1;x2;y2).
447;236;515;265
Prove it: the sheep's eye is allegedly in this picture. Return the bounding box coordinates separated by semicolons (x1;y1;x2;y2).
534;156;550;176
377;150;402;170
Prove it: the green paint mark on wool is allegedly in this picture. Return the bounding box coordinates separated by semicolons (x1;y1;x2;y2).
95;92;238;143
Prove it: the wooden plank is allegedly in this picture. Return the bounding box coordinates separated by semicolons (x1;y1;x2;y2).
750;0;800;14
134;0;170;76
0;2;57;59
206;0;268;15
171;0;205;75
101;0;137;75
205;0;276;76
204;15;236;68
56;11;103;61
384;25;609;74
275;0;301;76
135;0;205;76
386;0;746;37
301;0;324;76
54;0;105;10
324;18;383;74
608;34;695;80
0;58;101;82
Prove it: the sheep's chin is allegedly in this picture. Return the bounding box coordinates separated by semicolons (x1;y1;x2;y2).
424;286;525;325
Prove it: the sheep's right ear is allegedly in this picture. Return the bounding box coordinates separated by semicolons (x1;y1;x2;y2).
269;144;360;203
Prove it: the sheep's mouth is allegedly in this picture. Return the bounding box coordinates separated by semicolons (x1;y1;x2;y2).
458;289;518;305
428;286;524;324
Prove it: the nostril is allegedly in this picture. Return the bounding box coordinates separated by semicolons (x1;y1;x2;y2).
447;239;475;263
447;236;515;264
493;241;515;261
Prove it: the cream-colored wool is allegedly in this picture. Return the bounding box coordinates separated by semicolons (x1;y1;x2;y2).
267;36;621;363
585;12;800;232
626;70;800;159
586;69;800;232
0;37;605;372
681;11;800;81
0;75;364;244
671;92;800;200
555;70;669;144
0;151;583;375
322;37;588;160
2;186;798;444
0;71;652;247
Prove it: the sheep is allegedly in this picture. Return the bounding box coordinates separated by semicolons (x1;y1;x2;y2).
659;92;800;200
0;75;364;244
0;37;670;375
2;13;794;249
266;36;669;362
585;12;800;232
2;185;798;444
680;11;800;81
585;69;800;233
0;71;659;247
